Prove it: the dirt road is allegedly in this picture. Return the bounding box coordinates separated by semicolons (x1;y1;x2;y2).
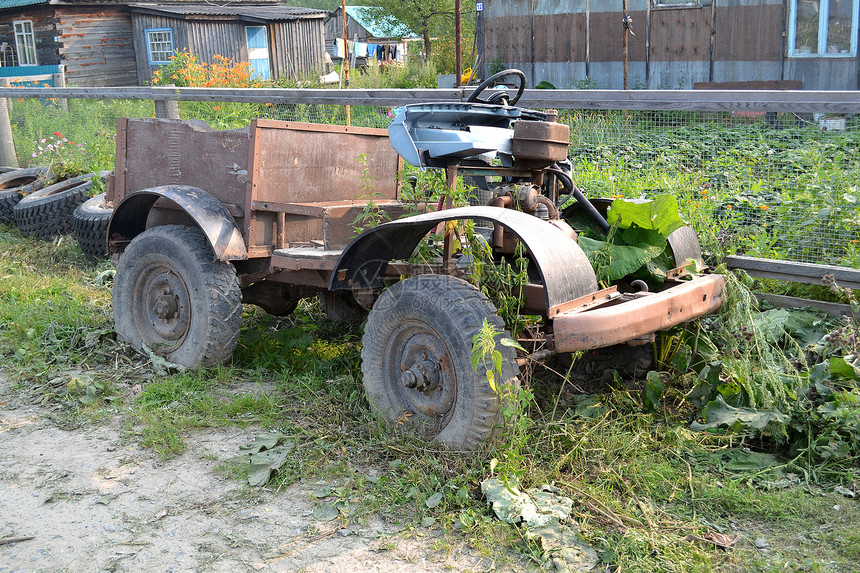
0;375;504;572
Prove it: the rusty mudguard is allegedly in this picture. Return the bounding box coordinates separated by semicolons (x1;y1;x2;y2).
329;206;599;312
330;205;725;351
108;185;248;260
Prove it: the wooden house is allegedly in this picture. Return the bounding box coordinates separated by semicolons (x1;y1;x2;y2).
0;0;137;85
0;0;327;87
128;3;326;84
479;0;860;90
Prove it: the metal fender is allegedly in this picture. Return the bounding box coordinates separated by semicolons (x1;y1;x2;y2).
108;185;248;260
329;206;598;312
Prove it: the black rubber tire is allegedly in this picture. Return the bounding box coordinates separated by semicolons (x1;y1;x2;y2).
0;167;49;225
13;173;98;240
318;290;367;325
241;281;299;316
0;190;24;225
73;193;112;261
361;274;520;451
112;225;243;368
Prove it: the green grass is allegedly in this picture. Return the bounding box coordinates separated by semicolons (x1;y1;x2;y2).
2;104;860;571
1;223;858;571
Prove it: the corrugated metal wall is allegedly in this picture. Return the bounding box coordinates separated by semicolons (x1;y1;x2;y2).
482;0;859;90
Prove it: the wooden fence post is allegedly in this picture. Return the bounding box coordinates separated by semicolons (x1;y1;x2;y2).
0;86;18;168
52;64;68;112
0;77;10;113
153;84;180;119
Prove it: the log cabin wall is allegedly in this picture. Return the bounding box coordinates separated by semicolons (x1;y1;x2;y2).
0;5;136;86
57;6;137;86
482;0;859;90
0;6;59;68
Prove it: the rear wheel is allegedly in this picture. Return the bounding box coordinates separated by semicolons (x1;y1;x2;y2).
318;290;367;324
361;274;519;450
112;225;242;368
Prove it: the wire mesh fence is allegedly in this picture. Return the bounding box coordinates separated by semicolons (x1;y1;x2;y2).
4;88;859;267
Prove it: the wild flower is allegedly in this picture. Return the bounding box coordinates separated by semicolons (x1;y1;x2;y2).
150;49;258;88
30;133;90;179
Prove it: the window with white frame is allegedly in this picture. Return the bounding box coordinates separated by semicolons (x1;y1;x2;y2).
13;20;37;66
789;0;859;56
652;0;701;8
145;28;174;65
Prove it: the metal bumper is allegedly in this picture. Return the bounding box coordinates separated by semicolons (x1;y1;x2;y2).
552;274;726;352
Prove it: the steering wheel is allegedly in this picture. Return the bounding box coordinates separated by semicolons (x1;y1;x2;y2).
466;69;526;106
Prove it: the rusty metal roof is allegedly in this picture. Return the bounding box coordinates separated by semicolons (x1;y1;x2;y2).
127;3;326;21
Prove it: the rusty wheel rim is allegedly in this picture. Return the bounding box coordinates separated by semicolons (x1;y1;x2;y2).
131;261;192;353
384;320;457;423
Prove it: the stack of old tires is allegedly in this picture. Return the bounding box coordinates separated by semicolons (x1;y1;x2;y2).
0;166;50;224
73;190;114;260
0;167;114;261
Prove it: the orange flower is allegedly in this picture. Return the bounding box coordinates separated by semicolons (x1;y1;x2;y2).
727;204;733;210
760;205;769;210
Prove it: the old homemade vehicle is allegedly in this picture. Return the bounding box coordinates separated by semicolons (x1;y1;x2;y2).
107;71;725;450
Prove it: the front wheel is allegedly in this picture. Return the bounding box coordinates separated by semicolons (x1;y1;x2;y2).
112;225;243;368
361;275;520;451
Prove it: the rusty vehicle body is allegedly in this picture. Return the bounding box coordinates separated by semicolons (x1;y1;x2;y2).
107;73;724;450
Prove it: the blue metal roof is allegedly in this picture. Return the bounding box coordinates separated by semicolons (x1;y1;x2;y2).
0;0;49;9
344;5;416;39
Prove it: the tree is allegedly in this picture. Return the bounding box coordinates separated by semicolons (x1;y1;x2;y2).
363;0;456;62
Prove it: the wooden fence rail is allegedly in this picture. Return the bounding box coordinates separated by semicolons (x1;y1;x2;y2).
1;86;860;113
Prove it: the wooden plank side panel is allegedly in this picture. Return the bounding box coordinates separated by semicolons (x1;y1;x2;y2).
130;14;190;85
714;4;782;61
121;119;250;207
269;19;325;80
185;21;244;66
253;123;399;205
